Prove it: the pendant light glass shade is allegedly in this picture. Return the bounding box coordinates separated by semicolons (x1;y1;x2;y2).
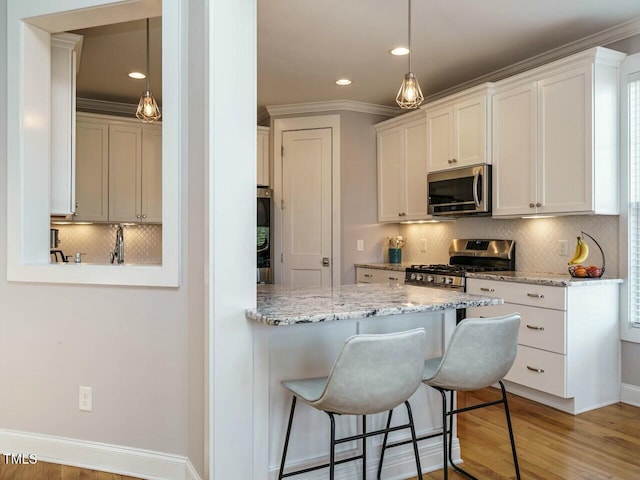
396;0;424;109
136;19;161;123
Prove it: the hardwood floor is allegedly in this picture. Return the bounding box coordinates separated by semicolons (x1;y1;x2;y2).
416;388;640;480
0;462;141;480
1;389;638;479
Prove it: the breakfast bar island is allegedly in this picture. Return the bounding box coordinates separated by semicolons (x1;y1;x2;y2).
246;283;504;480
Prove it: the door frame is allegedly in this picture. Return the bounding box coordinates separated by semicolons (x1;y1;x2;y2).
272;115;341;286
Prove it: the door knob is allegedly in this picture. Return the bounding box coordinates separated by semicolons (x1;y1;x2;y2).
322;257;330;267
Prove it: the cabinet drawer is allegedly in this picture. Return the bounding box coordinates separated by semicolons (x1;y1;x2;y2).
505;345;567;398
467;278;566;310
467;303;566;354
356;268;405;285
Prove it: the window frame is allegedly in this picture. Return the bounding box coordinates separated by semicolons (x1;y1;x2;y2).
620;52;640;343
6;0;181;287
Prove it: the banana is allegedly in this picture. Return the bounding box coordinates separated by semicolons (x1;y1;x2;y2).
568;236;589;265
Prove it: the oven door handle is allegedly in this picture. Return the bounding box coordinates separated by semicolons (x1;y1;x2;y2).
472;170;481;208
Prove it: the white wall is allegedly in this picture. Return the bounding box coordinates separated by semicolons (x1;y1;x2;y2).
0;0;207;474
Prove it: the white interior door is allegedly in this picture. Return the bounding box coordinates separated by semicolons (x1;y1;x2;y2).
281;128;332;287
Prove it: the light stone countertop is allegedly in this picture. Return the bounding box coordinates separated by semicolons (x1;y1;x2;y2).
354;262;412;271
466;271;623;287
247;283;503;326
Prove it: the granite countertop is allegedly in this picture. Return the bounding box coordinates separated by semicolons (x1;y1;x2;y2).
466;271;623;287
355;262;412;272
247;283;503;326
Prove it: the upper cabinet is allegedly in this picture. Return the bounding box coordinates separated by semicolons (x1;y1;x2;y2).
50;33;83;216
257;126;270;186
492;47;626;217
75;112;162;223
426;84;492;172
376;112;428;222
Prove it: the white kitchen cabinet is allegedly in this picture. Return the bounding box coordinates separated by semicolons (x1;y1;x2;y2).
75;119;109;222
376;111;428;222
356;267;405;285
75;112;162;223
492;47;625;217
50;33;82;216
466;277;620;414
426;85;492;172
257;126;270;186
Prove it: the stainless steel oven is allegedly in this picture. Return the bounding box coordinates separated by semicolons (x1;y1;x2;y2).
428;164;491;216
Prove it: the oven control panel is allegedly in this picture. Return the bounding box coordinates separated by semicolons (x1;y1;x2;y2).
405;271;464;289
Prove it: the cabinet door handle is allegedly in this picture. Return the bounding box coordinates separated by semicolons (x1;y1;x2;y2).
536;202;542;207
527;366;545;373
480;287;495;292
452;158;457;163
142;214;147;219
136;214;141;218
363;274;373;278
527;293;545;298
388;276;399;281
526;324;545;331
529;203;535;208
448;159;453;164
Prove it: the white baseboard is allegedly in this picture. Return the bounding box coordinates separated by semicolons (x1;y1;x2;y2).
621;383;640;407
0;429;202;480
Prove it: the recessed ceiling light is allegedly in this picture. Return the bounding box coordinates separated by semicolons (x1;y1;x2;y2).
336;79;352;86
390;47;410;56
128;72;146;79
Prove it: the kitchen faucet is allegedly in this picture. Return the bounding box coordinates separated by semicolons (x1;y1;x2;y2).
110;225;125;264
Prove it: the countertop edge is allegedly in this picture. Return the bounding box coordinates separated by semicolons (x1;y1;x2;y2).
354;262;412;272
466;271;623;287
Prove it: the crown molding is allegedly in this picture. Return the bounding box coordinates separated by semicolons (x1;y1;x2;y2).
76;97;139;117
265;100;400;118
424;15;640;103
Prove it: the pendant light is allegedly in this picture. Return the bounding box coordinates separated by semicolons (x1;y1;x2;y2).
396;0;424;109
136;18;162;122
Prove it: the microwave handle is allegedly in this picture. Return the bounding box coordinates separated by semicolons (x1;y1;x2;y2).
472;170;481;207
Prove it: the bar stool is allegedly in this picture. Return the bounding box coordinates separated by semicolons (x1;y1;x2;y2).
278;328;427;480
379;313;522;480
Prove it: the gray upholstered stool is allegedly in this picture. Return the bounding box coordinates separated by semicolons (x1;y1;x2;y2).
379;313;522;480
278;328;427;480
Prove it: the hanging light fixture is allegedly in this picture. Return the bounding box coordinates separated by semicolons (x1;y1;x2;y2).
136;18;162;122
396;0;424;109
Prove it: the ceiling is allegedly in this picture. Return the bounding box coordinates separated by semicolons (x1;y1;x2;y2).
71;1;640;109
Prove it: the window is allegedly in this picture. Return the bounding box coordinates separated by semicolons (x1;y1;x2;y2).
621;53;640;342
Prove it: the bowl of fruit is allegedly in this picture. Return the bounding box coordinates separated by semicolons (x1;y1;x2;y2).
567;231;605;279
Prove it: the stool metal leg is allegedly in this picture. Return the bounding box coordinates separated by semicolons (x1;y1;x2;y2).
499;381;521;480
328;412;336;480
377;409;393;479
278;396;297;480
404;400;423;480
362;415;367;480
438;389;449;480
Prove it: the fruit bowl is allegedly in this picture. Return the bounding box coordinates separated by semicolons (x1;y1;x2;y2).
568;264;604;279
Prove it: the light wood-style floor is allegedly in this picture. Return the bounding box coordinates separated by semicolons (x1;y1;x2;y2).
417;388;640;480
1;388;638;479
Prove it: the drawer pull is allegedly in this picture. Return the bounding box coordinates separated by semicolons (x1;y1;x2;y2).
388;276;399;281
527;366;545;373
364;274;373;278
527;293;545;298
526;324;545;331
480;287;495;292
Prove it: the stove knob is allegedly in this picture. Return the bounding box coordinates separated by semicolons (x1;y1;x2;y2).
415;274;423;281
410;273;417;280
427;275;435;283
444;277;453;285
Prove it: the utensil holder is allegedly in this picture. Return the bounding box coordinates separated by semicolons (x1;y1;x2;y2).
389;248;402;264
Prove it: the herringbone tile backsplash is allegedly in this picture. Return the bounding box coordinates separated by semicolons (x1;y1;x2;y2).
401;215;619;277
51;223;162;264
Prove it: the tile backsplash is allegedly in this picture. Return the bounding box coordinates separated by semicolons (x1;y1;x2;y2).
400;215;619;278
51;223;162;264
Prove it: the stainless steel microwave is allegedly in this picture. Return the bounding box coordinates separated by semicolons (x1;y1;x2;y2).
428;164;491;216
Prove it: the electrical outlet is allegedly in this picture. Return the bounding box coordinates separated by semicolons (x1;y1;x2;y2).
356;239;364;251
420;238;427;253
558;240;568;256
79;386;92;412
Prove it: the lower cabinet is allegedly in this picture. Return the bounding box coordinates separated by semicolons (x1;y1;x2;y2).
466;277;620;414
356;267;405;285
